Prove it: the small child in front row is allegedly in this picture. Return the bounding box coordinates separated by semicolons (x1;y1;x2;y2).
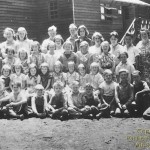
1;64;11;92
97;69;118;119
67;81;85;118
47;81;68;120
0;82;27;120
31;84;47;118
81;83;101;119
115;69;134;117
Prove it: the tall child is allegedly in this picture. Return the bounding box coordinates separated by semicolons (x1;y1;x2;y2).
59;41;77;73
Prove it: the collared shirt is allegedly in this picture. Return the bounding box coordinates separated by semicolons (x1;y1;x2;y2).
115;61;135;82
66;35;78;49
123;44;140;65
110;44;124;66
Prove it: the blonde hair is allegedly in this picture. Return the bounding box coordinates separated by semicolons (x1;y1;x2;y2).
53;81;64;89
3;27;15;38
63;41;73;50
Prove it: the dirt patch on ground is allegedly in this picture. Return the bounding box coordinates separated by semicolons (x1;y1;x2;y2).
0;118;149;150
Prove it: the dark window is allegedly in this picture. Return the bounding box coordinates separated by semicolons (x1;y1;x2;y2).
49;0;58;19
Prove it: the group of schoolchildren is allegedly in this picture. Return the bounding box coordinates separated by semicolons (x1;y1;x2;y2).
0;23;149;121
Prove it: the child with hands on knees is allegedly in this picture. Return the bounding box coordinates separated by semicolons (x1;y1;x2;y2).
0;82;27;120
97;69;118;119
47;81;68;121
31;84;47;118
115;69;134;117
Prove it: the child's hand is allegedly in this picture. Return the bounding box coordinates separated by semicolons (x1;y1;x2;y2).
122;105;126;110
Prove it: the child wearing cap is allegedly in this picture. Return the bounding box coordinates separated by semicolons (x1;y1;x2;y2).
1;64;11;92
115;51;135;83
88;62;104;93
40;62;52;90
115;69;134;117
76;41;93;73
59;41;77;73
67;81;84;118
97;69;118;119
65;61;79;86
0;82;27;120
81;83;101;119
31;84;47;118
132;70;150;117
47;81;68;120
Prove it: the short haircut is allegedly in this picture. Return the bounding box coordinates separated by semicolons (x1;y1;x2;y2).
71;81;79;88
110;31;119;39
119;51;129;59
69;23;77;29
53;81;64;89
48;25;57;32
54;61;63;72
54;34;64;45
103;69;113;76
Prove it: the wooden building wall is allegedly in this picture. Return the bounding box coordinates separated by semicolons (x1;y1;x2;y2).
0;0;38;42
74;0;123;41
37;0;73;43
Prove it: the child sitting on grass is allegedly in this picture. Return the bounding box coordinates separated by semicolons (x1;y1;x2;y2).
97;69;118;119
81;83;101;119
31;84;47;119
115;69;134;117
47;81;68;121
0;82;27;120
